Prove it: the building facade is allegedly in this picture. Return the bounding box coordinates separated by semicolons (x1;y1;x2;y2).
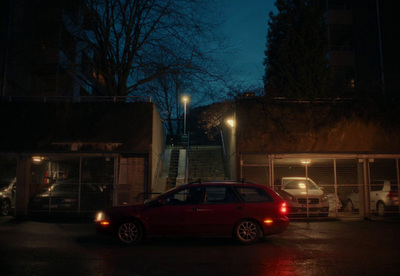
1;0;96;99
325;0;398;95
0;100;165;217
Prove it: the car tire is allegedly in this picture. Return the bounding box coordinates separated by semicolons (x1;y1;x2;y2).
1;199;11;216
234;219;261;245
117;220;143;245
376;202;386;217
345;199;354;212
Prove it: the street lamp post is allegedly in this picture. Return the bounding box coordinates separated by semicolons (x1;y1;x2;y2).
181;95;189;135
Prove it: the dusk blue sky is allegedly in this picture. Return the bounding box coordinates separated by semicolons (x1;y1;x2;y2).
218;0;276;88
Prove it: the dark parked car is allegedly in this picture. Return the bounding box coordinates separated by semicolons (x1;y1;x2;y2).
275;177;330;217
0;177;16;216
95;181;289;245
30;180;107;212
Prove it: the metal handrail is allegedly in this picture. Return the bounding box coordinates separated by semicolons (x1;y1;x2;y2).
152;133;168;194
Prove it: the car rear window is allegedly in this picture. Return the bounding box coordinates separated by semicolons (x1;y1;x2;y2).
205;186;240;203
370;181;384;191
371;180;398;191
234;187;273;203
283;179;319;190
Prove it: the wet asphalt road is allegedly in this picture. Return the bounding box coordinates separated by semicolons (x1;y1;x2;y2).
0;216;399;276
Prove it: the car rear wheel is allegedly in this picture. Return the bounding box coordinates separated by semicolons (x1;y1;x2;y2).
234;219;261;245
376;202;386;217
117;220;143;245
1;199;11;216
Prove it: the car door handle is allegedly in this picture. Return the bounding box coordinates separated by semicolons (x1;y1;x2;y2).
236;206;242;210
192;208;210;212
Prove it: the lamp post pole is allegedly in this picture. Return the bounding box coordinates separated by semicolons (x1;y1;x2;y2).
181;95;190;184
181;95;189;135
183;99;187;135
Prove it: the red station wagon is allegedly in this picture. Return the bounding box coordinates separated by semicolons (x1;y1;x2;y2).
95;181;289;245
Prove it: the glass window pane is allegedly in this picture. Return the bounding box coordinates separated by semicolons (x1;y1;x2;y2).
235;187;273;202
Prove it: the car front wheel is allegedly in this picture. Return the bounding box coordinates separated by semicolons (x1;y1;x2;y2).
234;219;261;245
1;199;11;216
117;220;143;245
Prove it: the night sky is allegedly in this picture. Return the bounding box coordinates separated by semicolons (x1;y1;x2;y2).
218;0;276;88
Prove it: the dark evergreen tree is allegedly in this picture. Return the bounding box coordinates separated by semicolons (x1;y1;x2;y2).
263;0;330;100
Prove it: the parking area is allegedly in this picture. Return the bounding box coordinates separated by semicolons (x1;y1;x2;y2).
2;153;399;220
0;154;149;217
241;154;400;219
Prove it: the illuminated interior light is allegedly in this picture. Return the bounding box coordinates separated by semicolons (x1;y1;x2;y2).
32;156;42;162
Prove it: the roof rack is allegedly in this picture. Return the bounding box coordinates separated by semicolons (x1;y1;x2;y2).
186;179;252;185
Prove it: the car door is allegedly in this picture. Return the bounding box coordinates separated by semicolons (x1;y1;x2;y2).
190;186;243;236
175;186;209;236
143;186;206;236
143;203;185;236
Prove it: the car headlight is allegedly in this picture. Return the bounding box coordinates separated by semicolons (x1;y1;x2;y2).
321;195;328;202
95;211;110;222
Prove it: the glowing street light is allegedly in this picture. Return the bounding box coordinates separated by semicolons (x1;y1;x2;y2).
181;95;190;134
226;118;235;128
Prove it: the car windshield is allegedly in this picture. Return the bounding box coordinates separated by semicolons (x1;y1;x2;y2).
48;183;100;193
48;184;78;192
283;179;319;190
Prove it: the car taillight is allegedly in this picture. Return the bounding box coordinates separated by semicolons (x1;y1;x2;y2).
280;202;287;214
387;190;398;197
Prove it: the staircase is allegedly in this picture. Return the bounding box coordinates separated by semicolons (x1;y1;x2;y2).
155;145;228;194
188;146;227;182
166;149;179;189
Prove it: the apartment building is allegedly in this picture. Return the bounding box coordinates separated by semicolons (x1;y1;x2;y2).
1;0;95;99
325;0;397;95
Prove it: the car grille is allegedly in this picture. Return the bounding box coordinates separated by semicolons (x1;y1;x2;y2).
298;198;320;205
